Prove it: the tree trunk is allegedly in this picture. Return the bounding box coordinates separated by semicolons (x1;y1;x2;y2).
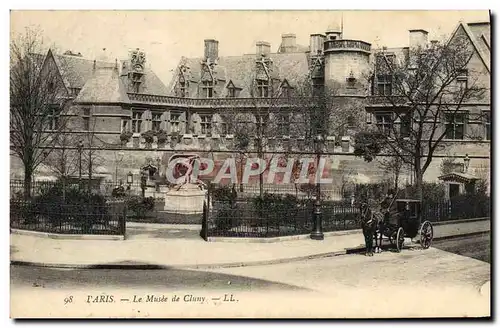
414;156;423;203
23;166;33;199
88;150;93;195
239;153;244;192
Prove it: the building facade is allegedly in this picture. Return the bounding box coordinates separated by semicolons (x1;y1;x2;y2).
10;20;491;191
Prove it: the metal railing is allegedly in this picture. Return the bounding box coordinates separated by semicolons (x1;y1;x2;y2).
127;93;312;108
324;39;372;53
10;199;126;235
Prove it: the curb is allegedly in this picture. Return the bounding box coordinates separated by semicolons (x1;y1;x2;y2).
10;229;124;241
10;247;367;270
13;243;433;271
432;230;489;242
431;217;490;226
206;229;361;243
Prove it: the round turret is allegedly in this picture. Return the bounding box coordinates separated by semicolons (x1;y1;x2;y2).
323;36;372;95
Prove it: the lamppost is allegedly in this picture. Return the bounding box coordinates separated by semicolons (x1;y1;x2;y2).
310;134;324;240
463;154;470;173
115;151;125;185
126;171;133;196
77;139;84;188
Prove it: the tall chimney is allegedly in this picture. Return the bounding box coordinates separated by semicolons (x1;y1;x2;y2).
256;41;271;57
310;34;326;56
281;33;296;53
409;29;429;49
204;39;219;62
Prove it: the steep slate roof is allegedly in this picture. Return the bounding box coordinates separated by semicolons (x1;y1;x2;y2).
74;67;129;104
168;51;310;97
48;52;169;100
52;54;115;89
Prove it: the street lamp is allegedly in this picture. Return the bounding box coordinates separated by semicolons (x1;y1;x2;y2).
115;151;125;185
127;171;133;195
77;139;84;188
463;154;470;173
310;134;324;240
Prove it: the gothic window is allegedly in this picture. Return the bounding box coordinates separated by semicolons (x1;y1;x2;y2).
457;68;468;92
152;112;162;132
220;122;229;135
227;87;236;98
444;112;466;140
347;115;356;129
200;114;213;135
121;119;130;133
484;111;491;141
281;82;292;98
82;107;90;131
170;112;181;133
374;112;393;135
131;111;142;134
47;106;60;131
399;114;411;138
257;79;269;98
202;81;214;98
277;114;290;136
179;81;188;97
255;114;268;133
377;75;393;96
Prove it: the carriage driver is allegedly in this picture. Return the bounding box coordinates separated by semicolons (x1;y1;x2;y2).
379;189;401;229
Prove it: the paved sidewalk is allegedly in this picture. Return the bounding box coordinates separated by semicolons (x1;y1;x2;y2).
10;219;490;269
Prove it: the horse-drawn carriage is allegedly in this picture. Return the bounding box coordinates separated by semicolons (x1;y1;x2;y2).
360;197;434;255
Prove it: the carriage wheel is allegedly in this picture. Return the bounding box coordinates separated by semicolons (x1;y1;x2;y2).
396;227;405;253
420;221;434;249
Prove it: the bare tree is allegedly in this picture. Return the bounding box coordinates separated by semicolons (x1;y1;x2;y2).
42;131;79;200
10;28;71;198
354;34;487;201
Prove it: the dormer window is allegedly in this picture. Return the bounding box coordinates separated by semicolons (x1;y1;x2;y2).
256;79;269;98
202;80;214;98
226;81;239;98
179;81;188;97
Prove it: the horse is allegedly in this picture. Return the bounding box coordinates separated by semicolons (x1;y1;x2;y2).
358;202;381;256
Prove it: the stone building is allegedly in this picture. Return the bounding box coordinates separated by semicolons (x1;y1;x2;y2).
10;20;490;192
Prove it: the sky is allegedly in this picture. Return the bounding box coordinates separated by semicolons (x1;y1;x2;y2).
10;10;490;88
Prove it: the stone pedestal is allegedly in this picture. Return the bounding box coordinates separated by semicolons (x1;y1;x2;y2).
163;183;206;214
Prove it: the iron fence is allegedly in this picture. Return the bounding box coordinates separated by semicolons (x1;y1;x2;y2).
10;199;126;235
10;180;158;199
422;197;490;222
202;185;491;238
204;199;359;238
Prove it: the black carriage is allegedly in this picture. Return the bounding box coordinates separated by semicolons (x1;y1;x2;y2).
379;199;434;252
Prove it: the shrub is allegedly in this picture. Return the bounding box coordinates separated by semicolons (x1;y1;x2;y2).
126;196;155;218
156;129;168;143
112;185;126;197
213;202;238;231
253;193;300;225
120;131;133;143
30;183;110;232
402;182;446;203
170;132;181;143
211;185;237;203
142;130;156;144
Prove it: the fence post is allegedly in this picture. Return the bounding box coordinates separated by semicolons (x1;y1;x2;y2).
120;202;127;237
200;201;208;241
